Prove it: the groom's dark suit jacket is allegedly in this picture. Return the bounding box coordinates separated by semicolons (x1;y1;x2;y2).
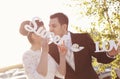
49;33;114;79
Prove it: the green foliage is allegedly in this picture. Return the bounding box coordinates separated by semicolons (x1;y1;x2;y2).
66;0;120;78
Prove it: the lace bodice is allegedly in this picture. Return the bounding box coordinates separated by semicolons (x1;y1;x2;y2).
22;49;58;79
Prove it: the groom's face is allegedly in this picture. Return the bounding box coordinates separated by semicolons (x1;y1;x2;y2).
49;18;65;37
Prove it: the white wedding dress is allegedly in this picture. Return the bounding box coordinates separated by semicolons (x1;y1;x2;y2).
22;49;58;79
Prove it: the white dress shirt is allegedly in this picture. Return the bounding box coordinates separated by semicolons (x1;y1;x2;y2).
62;32;75;71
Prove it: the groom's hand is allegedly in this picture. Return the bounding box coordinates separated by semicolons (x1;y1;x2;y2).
108;43;120;57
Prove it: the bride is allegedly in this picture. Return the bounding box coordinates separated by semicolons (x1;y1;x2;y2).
19;19;67;79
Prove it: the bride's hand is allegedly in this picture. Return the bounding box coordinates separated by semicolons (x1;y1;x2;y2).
42;38;49;53
57;41;67;56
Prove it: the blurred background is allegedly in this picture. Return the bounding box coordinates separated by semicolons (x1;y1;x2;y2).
0;0;120;79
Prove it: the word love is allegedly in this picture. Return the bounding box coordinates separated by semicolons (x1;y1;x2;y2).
24;17;84;52
95;40;120;52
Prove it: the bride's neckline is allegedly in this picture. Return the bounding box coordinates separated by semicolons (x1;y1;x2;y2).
30;49;41;52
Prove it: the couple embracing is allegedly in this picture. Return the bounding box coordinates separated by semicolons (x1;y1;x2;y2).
19;12;119;79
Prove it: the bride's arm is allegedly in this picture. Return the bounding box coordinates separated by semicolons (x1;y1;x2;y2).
56;42;67;79
56;54;66;78
37;38;49;77
36;50;48;77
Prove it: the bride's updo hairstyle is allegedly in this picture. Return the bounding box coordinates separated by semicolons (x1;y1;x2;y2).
19;20;44;44
19;20;31;36
19;20;44;36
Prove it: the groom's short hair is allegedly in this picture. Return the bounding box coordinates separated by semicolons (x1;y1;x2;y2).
50;12;69;26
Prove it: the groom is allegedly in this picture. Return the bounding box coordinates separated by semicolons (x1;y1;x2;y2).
48;12;118;79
